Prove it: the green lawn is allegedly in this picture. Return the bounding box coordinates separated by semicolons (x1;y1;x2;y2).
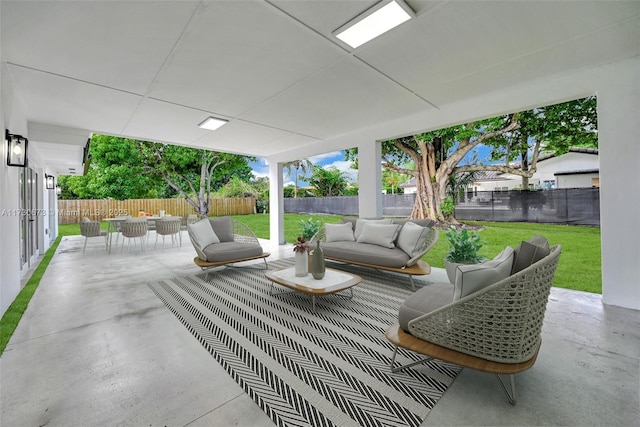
230;214;602;294
0;215;601;356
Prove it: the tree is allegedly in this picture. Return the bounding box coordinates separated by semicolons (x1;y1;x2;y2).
284;159;313;198
137;141;254;218
58;135;163;199
345;96;597;222
382;169;411;194
308;165;350;197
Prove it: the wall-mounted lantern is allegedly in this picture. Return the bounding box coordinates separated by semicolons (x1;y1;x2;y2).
45;174;55;190
5;129;28;167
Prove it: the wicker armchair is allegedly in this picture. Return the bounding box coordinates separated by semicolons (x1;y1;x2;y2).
155;217;182;249
187;217;270;278
386;245;562;405
79;218;108;255
120;218;148;252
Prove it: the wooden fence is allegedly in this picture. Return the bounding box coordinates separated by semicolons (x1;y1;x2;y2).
57;198;256;224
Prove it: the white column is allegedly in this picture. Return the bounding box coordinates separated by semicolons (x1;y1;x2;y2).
357;140;382;218
268;159;285;245
597;61;640;310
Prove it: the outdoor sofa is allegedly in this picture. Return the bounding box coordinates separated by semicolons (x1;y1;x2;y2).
311;217;438;289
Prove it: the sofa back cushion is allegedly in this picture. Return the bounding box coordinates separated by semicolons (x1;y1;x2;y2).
189;219;220;249
325;222;355;242
396;221;431;258
511;235;550;274
209;216;234;242
356;222;401;248
354;218;391;240
454;246;514;300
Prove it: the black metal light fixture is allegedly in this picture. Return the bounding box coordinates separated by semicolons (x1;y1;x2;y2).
5;129;28;167
56;185;62;196
45;174;55;190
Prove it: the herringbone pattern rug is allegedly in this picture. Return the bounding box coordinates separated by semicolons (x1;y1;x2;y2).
148;259;459;427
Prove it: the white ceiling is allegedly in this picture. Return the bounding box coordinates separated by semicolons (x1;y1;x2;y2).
2;0;639;176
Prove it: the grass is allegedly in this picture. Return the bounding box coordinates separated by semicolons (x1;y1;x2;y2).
0;224;80;355
231;214;601;294
1;215;601;355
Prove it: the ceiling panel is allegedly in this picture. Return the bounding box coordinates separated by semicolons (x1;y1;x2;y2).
192;119;319;157
1;1;199;94
240;57;433;139
148;1;346;117
121;99;214;145
357;1;640;106
8;65;142;133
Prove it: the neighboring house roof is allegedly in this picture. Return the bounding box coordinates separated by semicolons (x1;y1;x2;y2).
400;177;416;188
399;147;599;188
537;147;599;163
554;169;600;176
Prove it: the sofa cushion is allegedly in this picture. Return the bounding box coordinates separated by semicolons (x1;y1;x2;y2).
354;218;392;240
325;222;355;242
396;221;430;258
398;283;454;331
202;241;263;263
454;246;515;300
209;216;234;242
322;241;410;268
356;222;401;248
511;235;550;274
189;219;220;248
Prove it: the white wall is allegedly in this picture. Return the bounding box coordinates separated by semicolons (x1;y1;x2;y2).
597;60;640;310
1;62;28;315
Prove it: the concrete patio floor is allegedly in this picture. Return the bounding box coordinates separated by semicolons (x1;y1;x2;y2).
1;232;639;426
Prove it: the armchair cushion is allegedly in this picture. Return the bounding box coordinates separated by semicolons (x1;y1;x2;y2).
453;246;514;300
202;241;263;263
209;216;234;242
511;235;550;274
396;221;431;258
356;223;401;248
189;219;220;249
325;222;355;242
398;283;454;331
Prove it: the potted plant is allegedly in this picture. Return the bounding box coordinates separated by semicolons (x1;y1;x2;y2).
444;226;486;283
299;217;321;242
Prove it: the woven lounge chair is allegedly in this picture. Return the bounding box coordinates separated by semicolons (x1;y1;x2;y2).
386;244;562;405
188;216;270;278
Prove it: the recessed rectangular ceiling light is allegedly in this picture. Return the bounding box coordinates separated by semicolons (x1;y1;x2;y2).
198;116;228;131
333;0;415;49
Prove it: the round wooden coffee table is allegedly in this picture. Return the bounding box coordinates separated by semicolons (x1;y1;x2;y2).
265;267;362;313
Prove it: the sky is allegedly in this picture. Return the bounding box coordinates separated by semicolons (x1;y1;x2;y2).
250;151;356;187
250;145;494;187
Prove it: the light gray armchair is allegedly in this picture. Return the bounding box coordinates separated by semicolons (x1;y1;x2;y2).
79;217;108;255
155;217;182;249
120;218;148;252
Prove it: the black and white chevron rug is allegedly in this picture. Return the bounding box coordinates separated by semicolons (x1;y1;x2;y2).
148;259;460;427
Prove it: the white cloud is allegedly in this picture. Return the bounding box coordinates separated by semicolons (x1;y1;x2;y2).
308;151;342;163
324;159;357;182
